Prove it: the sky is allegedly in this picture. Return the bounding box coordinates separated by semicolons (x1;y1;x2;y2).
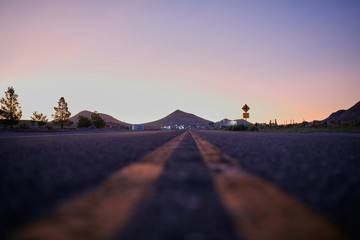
1;0;359;124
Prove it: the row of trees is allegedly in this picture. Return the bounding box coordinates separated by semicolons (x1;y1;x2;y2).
0;86;105;129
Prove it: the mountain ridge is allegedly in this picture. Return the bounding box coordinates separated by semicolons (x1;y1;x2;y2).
68;100;360;129
323;101;360;123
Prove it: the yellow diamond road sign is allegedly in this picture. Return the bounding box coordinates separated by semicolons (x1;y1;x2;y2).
242;104;250;113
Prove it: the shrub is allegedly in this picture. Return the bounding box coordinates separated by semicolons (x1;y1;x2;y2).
91;111;106;128
30;111;48;126
249;125;259;131
78;116;91;128
230;124;248;131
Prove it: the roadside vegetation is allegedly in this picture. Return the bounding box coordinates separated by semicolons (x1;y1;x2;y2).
30;111;48;127
77;116;92;128
52;97;72;129
222;120;360;133
224;124;259;132
0;87;22;128
77;111;106;129
258;121;360;133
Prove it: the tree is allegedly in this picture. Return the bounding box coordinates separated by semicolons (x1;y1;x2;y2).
30;111;48;126
77;116;91;128
0;86;22;128
53;97;72;129
91;111;106;128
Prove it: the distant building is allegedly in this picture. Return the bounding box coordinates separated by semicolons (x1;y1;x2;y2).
131;125;144;131
161;125;171;130
175;124;185;130
220;119;237;127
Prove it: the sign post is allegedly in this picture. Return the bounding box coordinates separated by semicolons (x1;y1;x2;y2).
242;104;250;121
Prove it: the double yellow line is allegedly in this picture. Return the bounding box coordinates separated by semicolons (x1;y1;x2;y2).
13;132;186;240
191;132;344;240
13;131;344;240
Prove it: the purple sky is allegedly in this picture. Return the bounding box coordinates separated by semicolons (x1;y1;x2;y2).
1;1;359;123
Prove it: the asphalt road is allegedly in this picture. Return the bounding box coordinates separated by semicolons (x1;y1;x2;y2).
0;130;183;239
195;130;360;239
0;130;359;239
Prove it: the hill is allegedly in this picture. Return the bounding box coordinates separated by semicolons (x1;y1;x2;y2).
323;101;360;123
143;110;212;130
70;111;131;129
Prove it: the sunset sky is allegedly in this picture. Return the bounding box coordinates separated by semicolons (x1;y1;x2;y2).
1;1;359;124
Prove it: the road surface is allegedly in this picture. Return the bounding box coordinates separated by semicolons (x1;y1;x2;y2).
0;130;359;239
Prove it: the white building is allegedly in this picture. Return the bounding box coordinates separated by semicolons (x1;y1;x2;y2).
131;125;145;131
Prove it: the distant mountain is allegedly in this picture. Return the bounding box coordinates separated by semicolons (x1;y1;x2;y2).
143;110;212;129
70;111;131;129
323;101;360;123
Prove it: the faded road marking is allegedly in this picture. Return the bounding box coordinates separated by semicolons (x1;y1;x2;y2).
13;132;187;240
191;132;344;240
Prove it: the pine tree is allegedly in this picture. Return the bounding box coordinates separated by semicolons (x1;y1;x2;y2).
53;97;72;129
0;86;22;128
30;111;48;126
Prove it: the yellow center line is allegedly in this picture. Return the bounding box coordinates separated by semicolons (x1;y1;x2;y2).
13;132;187;240
190;132;345;240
